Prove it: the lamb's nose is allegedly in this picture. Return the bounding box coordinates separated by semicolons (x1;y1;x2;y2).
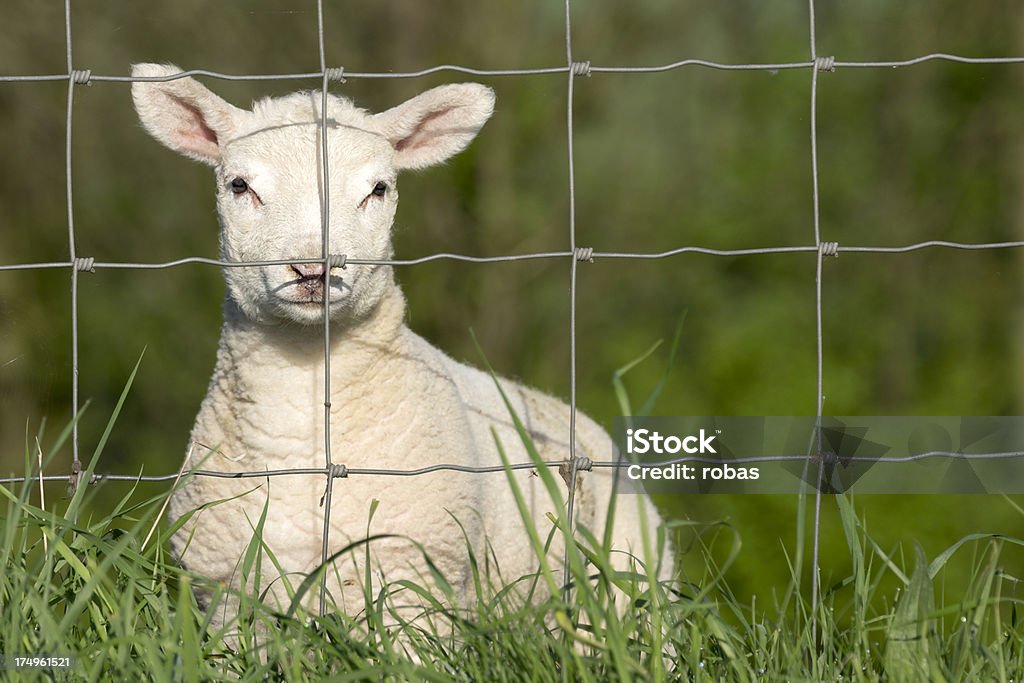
291;262;326;280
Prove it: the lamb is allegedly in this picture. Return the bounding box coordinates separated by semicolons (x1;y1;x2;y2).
130;63;668;628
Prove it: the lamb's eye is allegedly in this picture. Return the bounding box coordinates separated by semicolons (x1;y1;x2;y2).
372;181;388;197
230;177;249;194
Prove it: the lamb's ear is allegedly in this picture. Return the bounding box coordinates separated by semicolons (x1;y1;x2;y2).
373;83;495;171
131;63;244;166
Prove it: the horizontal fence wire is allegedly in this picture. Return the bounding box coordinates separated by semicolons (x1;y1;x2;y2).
4;52;1024;83
4;241;1024;273
3;0;1024;633
2;450;1023;487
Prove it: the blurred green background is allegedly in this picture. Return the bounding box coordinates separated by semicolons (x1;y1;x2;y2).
2;1;1024;601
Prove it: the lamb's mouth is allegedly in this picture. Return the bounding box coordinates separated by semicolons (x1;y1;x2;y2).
272;279;351;306
278;287;349;305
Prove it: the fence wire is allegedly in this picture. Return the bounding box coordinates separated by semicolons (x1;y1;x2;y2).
1;0;1023;635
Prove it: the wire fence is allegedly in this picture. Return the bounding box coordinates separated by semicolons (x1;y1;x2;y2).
2;0;1024;641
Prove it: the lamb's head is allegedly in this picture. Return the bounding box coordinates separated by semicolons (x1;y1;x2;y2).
131;63;494;325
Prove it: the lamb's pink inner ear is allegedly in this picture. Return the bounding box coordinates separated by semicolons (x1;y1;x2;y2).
393;108;454;152
172;95;220;156
376;84;494;171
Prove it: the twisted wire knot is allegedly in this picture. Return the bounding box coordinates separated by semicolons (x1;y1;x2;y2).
66;461;81;496
72;472;100;487
70;69;92;84
324;67;346;83
814;56;836;73
572;456;593;472
328;253;347;269
559;455;594;488
73;257;96;273
819;241;839;257
570;61;592;77
574;247;594;263
319;463;348;506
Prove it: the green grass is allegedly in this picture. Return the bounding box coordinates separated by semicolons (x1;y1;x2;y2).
2;356;1023;680
3;443;1023;681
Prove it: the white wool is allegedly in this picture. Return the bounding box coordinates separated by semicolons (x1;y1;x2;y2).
131;63;668;624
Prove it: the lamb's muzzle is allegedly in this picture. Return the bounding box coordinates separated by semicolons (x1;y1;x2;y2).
288;262;335;301
291;262;328;280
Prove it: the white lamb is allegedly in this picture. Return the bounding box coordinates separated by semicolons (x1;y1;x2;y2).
131;63;667;627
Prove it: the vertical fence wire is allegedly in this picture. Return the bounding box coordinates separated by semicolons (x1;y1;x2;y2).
62;0;82;513
807;0;827;644
561;0;583;601
315;0;336;618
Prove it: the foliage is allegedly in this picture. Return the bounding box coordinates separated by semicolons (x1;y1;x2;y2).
2;405;1023;681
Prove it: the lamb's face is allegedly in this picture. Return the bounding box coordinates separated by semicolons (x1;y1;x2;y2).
215;124;398;324
131;63;494;327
